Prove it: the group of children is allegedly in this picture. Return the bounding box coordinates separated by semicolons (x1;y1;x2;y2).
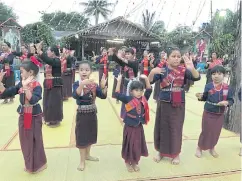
0;43;238;174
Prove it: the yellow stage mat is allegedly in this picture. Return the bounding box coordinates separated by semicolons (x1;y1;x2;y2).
0;97;19;150
0;138;240;181
7;99;75;150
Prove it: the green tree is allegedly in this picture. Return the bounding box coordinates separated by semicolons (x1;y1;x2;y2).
165;26;197;50
142;9;156;30
40;11;89;31
208;9;238;58
21;22;55;46
150;20;165;35
80;0;114;25
0;2;17;22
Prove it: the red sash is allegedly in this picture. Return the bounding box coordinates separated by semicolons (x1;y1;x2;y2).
208;83;229;101
20;53;28;61
4;63;10;77
45;64;53;89
160;66;186;107
82;82;97;102
142;58;149;76
100;55;108;76
157;59;167;68
125;96;150;124
124;66;134;79
208;59;222;69
61;58;67;73
19;81;41;129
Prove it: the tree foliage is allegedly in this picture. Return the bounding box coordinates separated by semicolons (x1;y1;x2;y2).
165;26;197;50
142;9;156;30
150;21;165;35
40;11;89;31
21;22;55;46
80;0;114;25
208;9;239;58
0;2;18;22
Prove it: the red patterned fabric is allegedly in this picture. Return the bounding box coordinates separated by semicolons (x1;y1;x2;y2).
45;64;53;89
157;59;167;68
208;59;223;69
61;58;67;73
125;96;150;124
19;81;41;129
100;55;108;76
20;53;28;61
124;66;134;79
142;58;149;76
160;66;186;107
208;83;229;101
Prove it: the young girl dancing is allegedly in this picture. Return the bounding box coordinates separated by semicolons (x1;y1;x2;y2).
195;65;234;158
72;61;107;171
0;56;47;173
149;47;200;165
115;74;152;172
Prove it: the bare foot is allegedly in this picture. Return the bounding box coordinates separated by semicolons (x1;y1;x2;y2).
239;148;242;156
34;164;47;173
195;147;202;158
86;155;99;161
77;162;85;171
153;153;163;163
209;149;219;158
171;155;180;165
125;163;134;172
132;164;140;172
2;100;8;104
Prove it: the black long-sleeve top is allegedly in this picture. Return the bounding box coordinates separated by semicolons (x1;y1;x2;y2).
110;54;139;78
39;53;63;87
39;53;62;77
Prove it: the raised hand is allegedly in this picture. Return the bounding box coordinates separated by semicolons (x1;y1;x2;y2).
81;79;95;86
0;69;6;82
35;41;43;52
116;74;122;82
22;76;34;87
108;48;114;56
100;73;107;89
183;55;194;70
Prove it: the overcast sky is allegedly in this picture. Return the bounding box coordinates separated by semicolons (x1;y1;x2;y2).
2;0;239;31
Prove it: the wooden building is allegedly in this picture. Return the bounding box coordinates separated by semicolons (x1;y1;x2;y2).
66;16;160;60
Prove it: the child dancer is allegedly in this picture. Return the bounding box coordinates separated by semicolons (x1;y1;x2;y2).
72;61;107;171
0;57;47;173
115;74;152;172
149;47;200;165
195;65;234;158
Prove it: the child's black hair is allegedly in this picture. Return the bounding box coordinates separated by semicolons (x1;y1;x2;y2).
78;61;92;70
130;81;144;91
210;65;226;75
20;60;39;76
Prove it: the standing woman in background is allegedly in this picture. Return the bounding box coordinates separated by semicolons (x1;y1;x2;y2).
36;42;63;127
0;41;15;103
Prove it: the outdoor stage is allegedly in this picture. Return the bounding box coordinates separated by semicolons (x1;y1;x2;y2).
0;73;240;181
